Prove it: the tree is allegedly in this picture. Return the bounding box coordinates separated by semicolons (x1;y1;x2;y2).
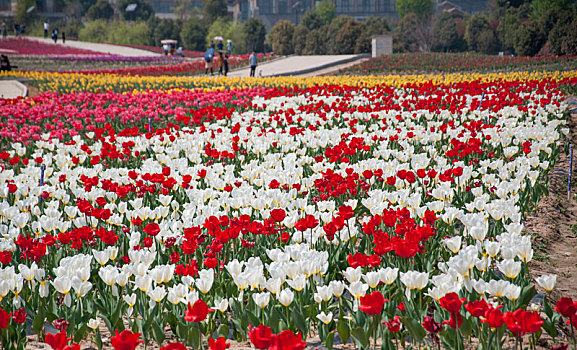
117;0;155;21
395;0;435;20
513;19;546;56
335;19;364;54
531;0;573;19
395;13;430;52
206;17;231;48
497;8;521;53
86;0;114;21
431;12;464;52
305;27;327;54
151;19;182;46
300;10;324;31
326;15;352;54
244;18;266;52
465;14;498;54
268;20;296;55
203;0;228;25
355;18;389;53
181;19;207;51
172;0;201;20
226;21;247;54
293;25;309;54
315;1;336;25
62;0;93;18
16;0;37;26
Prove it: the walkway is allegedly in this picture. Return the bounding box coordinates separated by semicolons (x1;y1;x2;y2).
228;54;367;77
27;37;159;57
0;80;27;99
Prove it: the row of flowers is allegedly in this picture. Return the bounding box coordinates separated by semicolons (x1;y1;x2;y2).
0;74;573;349
336;52;577;75
3;68;577;94
0;38;106;56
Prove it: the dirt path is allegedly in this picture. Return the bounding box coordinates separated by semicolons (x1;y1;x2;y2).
528;96;577;301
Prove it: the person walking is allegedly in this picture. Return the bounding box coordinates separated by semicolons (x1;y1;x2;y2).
62;31;65;44
227;40;232;54
204;46;215;75
217;52;224;75
249;51;257;77
52;28;58;43
43;22;49;38
1;23;6;39
223;53;229;76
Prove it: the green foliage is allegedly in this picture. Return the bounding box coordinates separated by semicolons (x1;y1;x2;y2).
268;20;295;55
395;13;420;52
431;12;464;52
465;14;498;54
293;25;309;55
203;0;228;25
78;20;152;45
62;0;94;17
180;19;207;51
531;0;573;19
206;17;231;49
549;16;577;55
244;18;266;52
78;20;109;43
335;19;364;54
86;0;115;21
326;15;352;54
315;1;336;25
226;21;247;54
150;19;182;46
395;0;435;20
355;17;389;54
513;19;546;56
16;0;37;26
300;10;324;31
117;0;155;21
304;27;327;54
497;8;521;53
172;0;201;20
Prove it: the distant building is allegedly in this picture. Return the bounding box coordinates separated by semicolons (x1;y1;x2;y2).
0;0;64;18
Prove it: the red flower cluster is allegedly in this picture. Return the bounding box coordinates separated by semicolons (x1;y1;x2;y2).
248;325;306;350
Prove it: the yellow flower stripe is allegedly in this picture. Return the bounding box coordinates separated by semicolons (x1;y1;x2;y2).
3;69;577;93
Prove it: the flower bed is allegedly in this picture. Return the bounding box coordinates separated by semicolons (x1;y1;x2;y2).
336;53;577;75
121;44;205;58
0;72;576;349
0;38;107;56
9;55;187;72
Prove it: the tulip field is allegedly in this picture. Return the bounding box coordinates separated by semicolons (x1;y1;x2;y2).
1;58;577;350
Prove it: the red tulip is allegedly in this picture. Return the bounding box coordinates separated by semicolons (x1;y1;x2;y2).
465;299;489;318
0;308;10;329
503;309;543;336
422;315;441;333
184;299;210;323
359;291;385;316
209;337;231;350
45;331;72;350
439;293;465;313
248;325;274;349
481;308;504;329
269;330;306;350
110;329;144;350
270;208;286;223
555;297;577;318
160;342;187;350
383;316;402;332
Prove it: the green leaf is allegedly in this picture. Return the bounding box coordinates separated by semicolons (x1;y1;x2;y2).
517;285;537;309
351;327;369;349
95;329;103;350
31;308;45;335
460;318;473;338
542;319;558;338
218;323;230;338
400;316;426;342
337;319;350;344
74;324;88;343
151;321;166;345
325;330;335;350
189;324;200;349
293;311;308;337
